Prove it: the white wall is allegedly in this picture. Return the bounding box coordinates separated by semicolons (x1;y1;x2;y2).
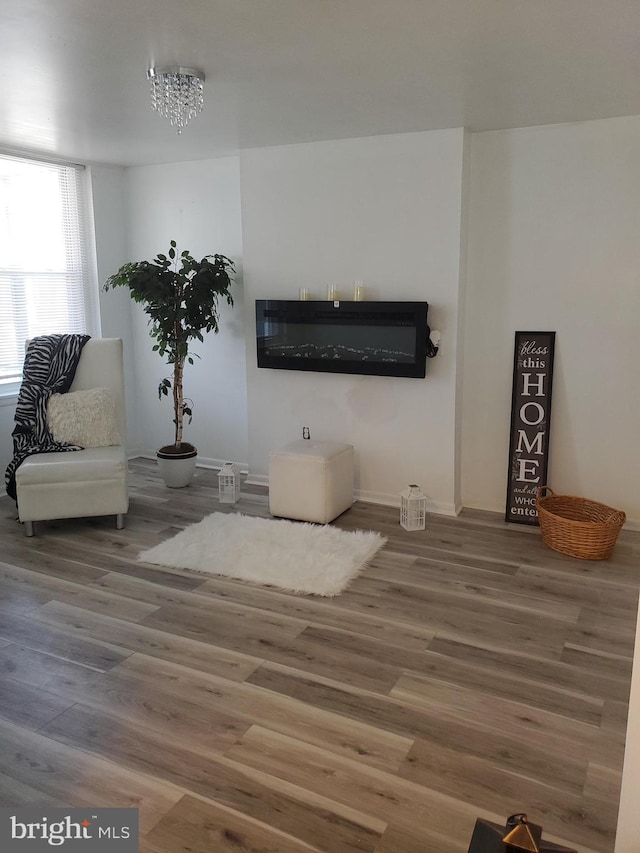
240;130;467;512
123;156;248;469
463;116;640;526
89;164;137;450
453;130;471;505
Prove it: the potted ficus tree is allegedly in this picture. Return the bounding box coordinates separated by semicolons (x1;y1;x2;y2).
104;240;235;487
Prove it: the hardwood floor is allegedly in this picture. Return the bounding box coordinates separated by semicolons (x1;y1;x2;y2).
0;458;638;852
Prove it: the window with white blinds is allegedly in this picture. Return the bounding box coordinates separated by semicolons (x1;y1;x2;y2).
0;153;99;394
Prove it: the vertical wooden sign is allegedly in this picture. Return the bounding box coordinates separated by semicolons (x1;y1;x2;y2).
505;331;556;525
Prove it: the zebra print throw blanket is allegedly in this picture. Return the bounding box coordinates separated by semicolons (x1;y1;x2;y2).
5;334;90;502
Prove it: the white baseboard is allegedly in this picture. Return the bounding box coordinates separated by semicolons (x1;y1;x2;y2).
126;457;639;528
129;451;155;462
134;450;248;475
355;488;460;517
244;474;269;488
195;455;249;475
464;498;640;531
239;480;458;517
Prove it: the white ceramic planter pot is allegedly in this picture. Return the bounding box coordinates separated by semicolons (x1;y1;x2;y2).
156;444;198;488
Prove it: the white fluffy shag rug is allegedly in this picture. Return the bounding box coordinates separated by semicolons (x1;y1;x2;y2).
138;512;386;597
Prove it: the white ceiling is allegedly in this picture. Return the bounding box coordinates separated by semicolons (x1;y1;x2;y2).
1;0;640;167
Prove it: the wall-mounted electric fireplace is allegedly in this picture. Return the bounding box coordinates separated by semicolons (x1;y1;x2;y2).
255;300;430;378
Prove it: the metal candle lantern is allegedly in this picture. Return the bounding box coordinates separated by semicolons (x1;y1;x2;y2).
400;484;427;531
218;461;240;504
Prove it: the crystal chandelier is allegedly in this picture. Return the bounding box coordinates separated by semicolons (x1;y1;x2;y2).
147;66;205;134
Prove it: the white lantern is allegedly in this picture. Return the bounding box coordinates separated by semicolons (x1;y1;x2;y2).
218;461;240;504
400;484;427;531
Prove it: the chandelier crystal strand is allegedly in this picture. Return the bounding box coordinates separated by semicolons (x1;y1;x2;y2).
147;67;205;134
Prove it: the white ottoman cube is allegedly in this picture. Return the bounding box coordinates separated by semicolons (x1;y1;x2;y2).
269;440;354;524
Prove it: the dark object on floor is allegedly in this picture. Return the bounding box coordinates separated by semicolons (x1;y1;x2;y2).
467;813;578;853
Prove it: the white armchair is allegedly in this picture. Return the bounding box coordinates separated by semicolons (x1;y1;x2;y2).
15;338;129;536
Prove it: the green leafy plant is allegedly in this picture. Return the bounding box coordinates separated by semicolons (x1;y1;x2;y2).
104;240;235;453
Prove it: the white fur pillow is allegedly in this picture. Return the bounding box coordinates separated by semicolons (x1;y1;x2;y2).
47;387;121;448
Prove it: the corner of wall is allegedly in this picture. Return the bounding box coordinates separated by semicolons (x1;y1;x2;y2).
89;163;139;453
453;128;472;510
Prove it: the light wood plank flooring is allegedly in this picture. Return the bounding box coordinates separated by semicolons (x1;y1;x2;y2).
0;458;638;852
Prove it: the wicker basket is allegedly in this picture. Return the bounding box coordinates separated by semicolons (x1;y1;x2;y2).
536;486;626;560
